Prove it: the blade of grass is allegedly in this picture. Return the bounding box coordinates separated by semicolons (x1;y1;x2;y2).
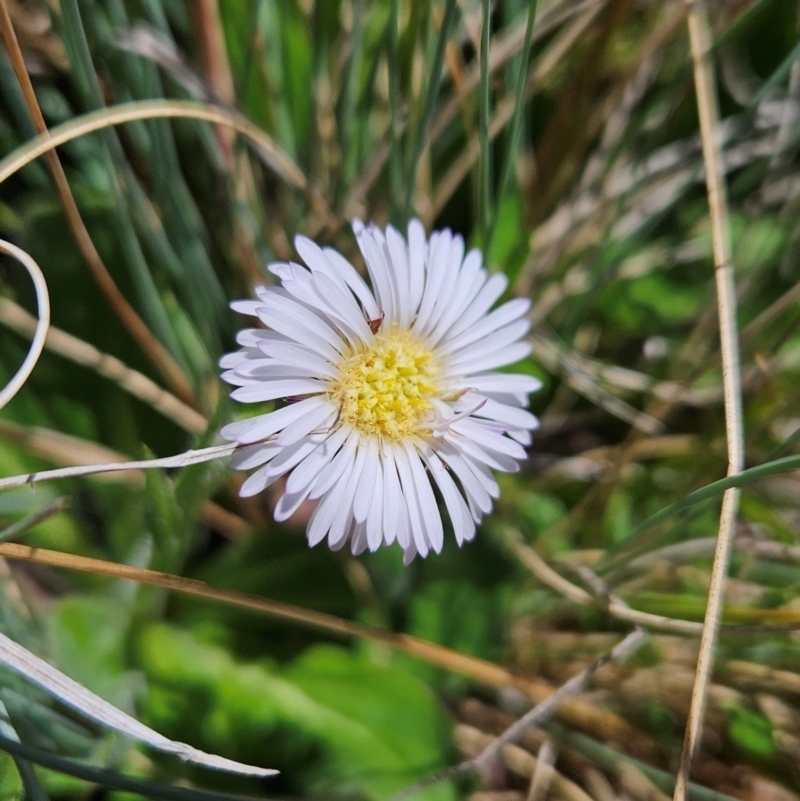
673;5;744;799
388;0;403;222
0;733;270;801
478;0;492;242
0;699;49;801
0;499;68;544
402;0;459;221
486;0;538;251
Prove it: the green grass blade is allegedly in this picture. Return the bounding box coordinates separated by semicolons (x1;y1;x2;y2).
402;0;459;221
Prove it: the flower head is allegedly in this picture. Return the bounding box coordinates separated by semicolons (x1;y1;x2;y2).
220;220;540;563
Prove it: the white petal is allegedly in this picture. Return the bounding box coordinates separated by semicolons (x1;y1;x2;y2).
450;341;532;374
221;396;329;444
440;298;530;355
435;446;492;517
230;443;282;470
258;295;346;358
268;432;330;477
381;450;402;547
445;272;508;341
418;234;464;336
472;397;540;430
309;432;360;499
322;246;381;321
312;272;374;343
234;359;324;381
276;402;337;447
351;522;369;555
284;425;350;495
403;441;444;553
230;299;264;316
366;458;384;551
447;322;531;370
307;464;354;547
419;445;475;546
220;349;254;369
327;446;367;548
256;340;339;380
392;444;429;558
353;220;395;323
463;453;501;498
407;219;427;316
412;229;452;335
451;418;528;459
353;438;379;524
239;465;283;497
454;372;542;395
445;430;521;473
386;224;411;327
274;483;315;522
509;428;532;445
427;252;484;346
231;378;326;403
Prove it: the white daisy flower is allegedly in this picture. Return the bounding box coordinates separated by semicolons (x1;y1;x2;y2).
220;220;540;563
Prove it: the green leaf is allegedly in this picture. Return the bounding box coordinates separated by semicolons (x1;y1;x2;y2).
138;624;454;801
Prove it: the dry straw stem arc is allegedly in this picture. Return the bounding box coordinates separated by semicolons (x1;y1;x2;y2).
0;240;50;411
0;99;335;226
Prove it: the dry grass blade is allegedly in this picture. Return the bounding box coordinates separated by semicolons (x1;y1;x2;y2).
0;441;239;490
0;541;654;754
673;4;745;799
0;1;198;409
0;240;49;411
0;632;276;776
0;419;248;539
0;297;207;434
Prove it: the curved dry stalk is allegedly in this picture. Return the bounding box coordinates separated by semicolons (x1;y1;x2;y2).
0;632;275;776
673;4;744;799
0;298;206;434
0;240;50;411
0;2;198;409
0;99;333;225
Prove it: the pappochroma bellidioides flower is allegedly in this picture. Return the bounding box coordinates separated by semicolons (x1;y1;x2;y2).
220;220;540;563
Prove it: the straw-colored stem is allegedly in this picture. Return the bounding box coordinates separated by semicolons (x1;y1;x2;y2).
673;3;744;798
